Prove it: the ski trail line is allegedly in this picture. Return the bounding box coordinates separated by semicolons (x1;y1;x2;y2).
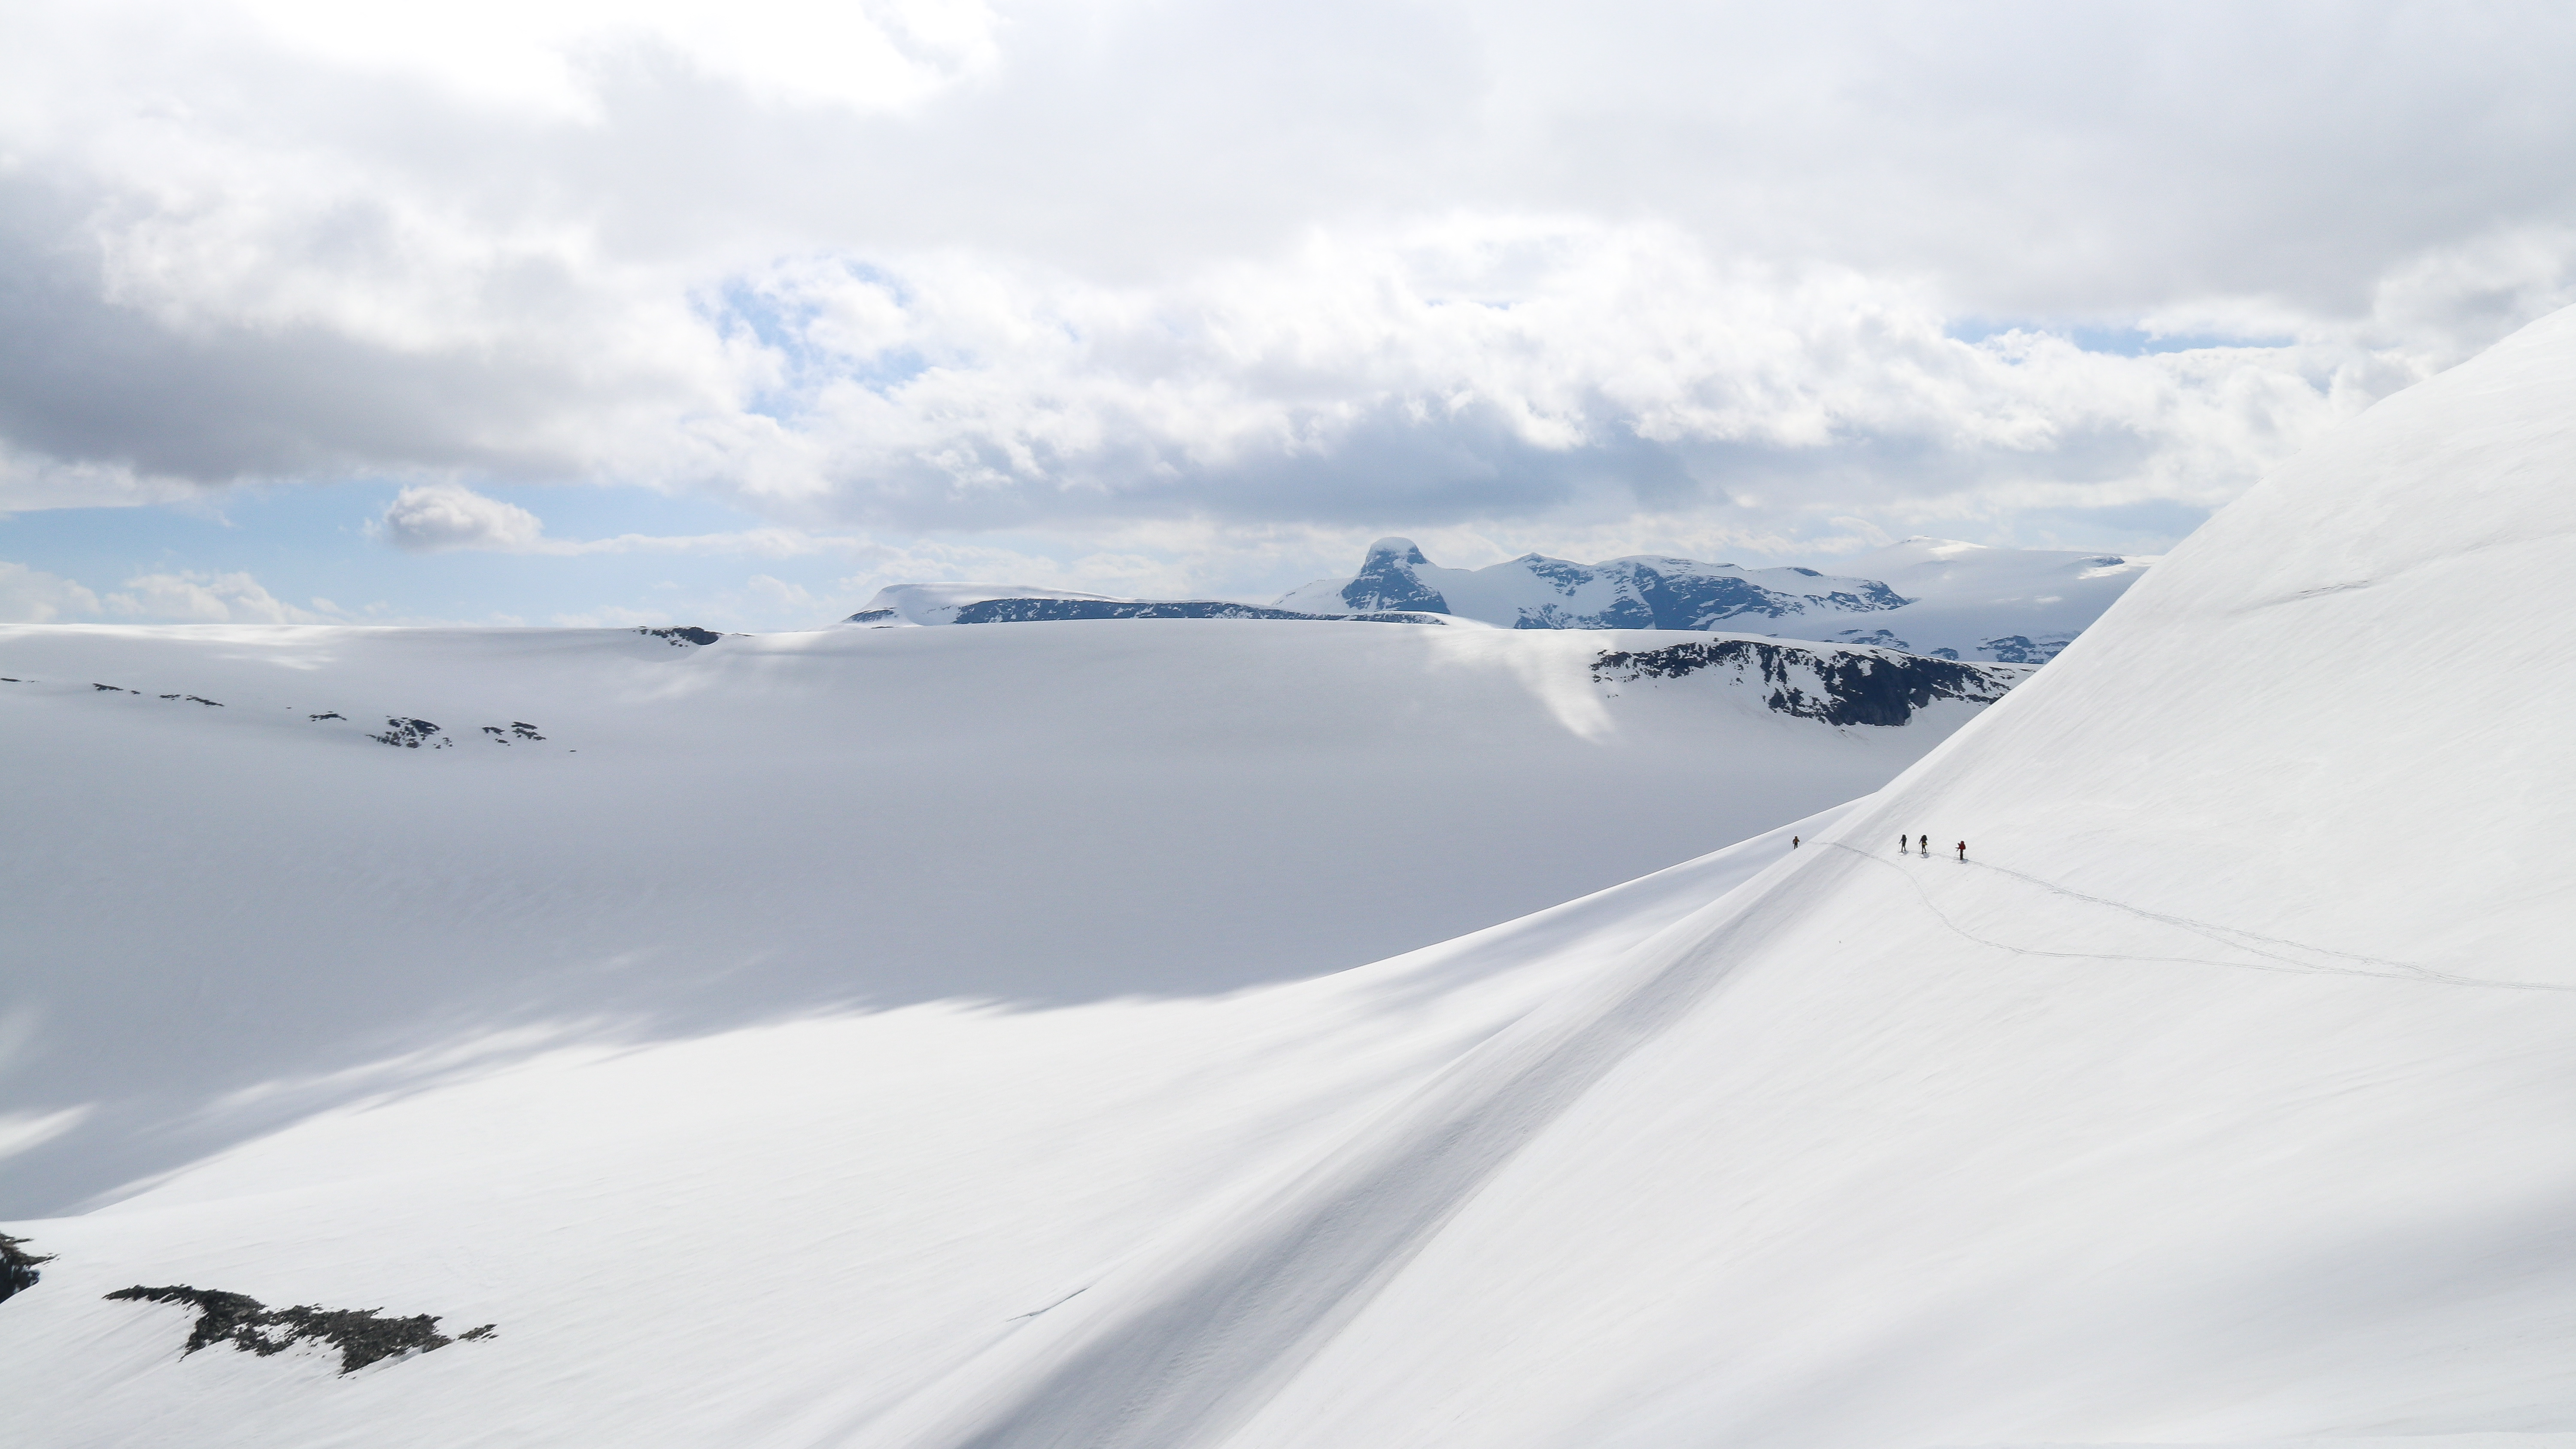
1968;856;2444;977
1824;842;2576;994
885;863;1809;1449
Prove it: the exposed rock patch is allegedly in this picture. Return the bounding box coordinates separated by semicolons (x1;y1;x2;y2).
369;717;449;749
1978;634;2073;664
1592;639;2026;727
1;1233;52;1304
1337;538;1452;614
105;1285;495;1374
1297;537;1913;629
639;626;724;646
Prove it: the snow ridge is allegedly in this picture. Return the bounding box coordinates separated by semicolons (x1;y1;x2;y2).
841;538;2151;664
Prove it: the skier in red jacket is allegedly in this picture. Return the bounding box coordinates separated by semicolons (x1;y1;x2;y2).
1955;840;1967;861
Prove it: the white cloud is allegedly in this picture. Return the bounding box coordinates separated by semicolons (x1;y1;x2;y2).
2;557;369;625
233;0;1002;119
6;0;2576;559
0;562;106;623
0;1106;90;1163
379;483;550;552
106;569;338;623
0;443;202;514
374;483;901;556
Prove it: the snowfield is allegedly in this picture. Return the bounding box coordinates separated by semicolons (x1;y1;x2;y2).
6;300;2576;1448
0;620;2002;1218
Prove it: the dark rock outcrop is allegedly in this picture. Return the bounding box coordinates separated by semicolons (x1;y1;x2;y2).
1530;560;1910;631
1;1233;51;1304
1339;538;1452;614
369;717;447;748
1592;639;2026;727
1977;634;2073;664
105;1285;495;1375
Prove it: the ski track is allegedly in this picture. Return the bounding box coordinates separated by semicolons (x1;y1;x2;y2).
894;883;1798;1449
1824;841;2575;994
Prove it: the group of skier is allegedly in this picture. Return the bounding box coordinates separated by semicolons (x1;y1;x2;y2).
1784;833;1968;860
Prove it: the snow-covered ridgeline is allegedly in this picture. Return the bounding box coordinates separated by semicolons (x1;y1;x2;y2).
847;583;1453;627
841;581;1454;627
848;536;2153;665
1279;535;2153;662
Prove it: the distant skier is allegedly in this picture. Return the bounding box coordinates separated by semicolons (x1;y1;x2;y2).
1897;834;1907;853
1956;840;1967;861
1792;835;1800;849
1918;834;1928;853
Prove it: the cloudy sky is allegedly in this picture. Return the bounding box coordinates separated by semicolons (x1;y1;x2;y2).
4;0;2574;628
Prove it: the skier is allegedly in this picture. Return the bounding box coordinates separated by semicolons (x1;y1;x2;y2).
1955;839;1967;861
1898;833;1907;853
1918;834;1927;853
1792;835;1800;849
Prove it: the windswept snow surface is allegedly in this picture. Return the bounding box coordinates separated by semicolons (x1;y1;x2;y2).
0;621;1984;1217
10;301;2576;1446
0;808;1839;1448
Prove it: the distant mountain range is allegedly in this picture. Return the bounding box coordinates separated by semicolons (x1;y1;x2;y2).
844;581;1449;628
844;536;2156;664
1274;538;1908;629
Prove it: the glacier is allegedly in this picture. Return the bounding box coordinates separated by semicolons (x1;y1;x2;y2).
4;301;2575;1449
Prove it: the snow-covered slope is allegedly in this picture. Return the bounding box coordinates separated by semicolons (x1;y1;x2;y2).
863;304;2576;1446
0;621;2006;1218
0;812;1840;1449
8;303;2573;1448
